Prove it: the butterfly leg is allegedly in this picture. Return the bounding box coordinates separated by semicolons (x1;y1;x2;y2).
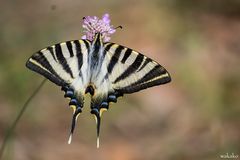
61;86;84;144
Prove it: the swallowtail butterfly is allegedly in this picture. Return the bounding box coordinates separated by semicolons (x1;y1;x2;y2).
26;16;171;148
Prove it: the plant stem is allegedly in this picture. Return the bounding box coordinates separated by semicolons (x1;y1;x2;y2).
0;79;47;160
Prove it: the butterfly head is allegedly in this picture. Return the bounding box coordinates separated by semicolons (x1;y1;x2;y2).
92;32;104;46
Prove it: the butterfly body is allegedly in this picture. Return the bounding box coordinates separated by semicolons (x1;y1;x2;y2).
26;32;171;146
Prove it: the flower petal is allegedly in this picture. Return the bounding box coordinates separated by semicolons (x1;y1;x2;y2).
82;13;116;42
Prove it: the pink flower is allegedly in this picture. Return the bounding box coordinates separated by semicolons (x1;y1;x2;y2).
82;14;116;42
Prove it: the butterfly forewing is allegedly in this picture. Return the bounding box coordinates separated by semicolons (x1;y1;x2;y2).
26;40;90;88
104;42;171;94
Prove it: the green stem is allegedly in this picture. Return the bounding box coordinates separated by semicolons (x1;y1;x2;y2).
0;79;47;160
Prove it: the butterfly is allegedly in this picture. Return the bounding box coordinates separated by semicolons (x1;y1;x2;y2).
26;32;171;147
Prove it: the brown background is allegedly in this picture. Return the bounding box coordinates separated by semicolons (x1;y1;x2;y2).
0;0;240;159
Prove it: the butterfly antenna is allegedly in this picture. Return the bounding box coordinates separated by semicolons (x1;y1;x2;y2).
68;107;81;144
100;25;123;35
115;25;123;30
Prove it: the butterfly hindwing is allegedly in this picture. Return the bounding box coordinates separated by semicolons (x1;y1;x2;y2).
104;42;171;94
26;39;92;143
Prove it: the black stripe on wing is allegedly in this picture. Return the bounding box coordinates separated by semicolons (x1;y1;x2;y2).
121;48;132;63
55;44;74;78
26;51;66;86
66;41;74;57
137;57;151;72
47;46;57;61
116;64;171;94
82;40;90;54
107;45;124;74
103;43;115;59
74;40;83;71
114;53;144;83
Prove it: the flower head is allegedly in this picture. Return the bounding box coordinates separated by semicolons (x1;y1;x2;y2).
82;13;116;42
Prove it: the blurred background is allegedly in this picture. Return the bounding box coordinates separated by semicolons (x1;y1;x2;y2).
0;0;240;159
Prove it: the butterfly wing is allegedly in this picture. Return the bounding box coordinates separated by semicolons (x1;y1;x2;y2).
26;40;91;143
104;42;171;94
88;41;171;148
26;40;90;87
